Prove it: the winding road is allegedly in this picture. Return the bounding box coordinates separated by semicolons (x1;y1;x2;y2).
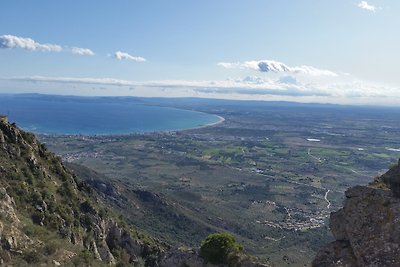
324;189;331;209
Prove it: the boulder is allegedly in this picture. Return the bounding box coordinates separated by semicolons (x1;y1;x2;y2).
313;186;400;267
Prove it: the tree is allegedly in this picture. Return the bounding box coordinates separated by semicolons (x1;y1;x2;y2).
200;232;243;265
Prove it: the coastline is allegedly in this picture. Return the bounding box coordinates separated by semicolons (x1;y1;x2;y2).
153;114;225;134
183;115;225;131
36;114;225;137
1;94;227;136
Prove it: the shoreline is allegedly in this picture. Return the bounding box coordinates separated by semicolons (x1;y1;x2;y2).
182;115;225;132
131;114;225;134
36;114;225;138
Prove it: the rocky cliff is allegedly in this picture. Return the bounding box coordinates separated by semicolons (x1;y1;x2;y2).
313;160;400;267
0;117;167;265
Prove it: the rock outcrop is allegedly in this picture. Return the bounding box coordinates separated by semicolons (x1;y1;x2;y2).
0;116;166;265
0;187;38;262
313;161;400;267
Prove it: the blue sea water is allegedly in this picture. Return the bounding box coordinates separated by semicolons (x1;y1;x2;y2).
0;95;221;135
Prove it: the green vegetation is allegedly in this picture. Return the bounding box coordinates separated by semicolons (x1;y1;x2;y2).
0;119;165;266
42;102;400;266
200;232;243;265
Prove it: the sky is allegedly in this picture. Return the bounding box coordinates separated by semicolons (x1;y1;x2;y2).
0;0;399;105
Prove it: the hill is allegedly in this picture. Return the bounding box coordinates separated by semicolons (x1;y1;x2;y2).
0;116;169;266
0;115;267;266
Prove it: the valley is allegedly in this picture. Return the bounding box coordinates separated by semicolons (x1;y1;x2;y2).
40;99;400;266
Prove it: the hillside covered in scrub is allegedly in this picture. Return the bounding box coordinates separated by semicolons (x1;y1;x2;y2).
0;115;169;266
0;115;267;267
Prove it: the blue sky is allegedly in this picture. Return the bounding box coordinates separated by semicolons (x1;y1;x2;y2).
1;0;399;105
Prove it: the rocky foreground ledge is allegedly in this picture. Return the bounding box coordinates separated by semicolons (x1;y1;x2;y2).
313;161;400;267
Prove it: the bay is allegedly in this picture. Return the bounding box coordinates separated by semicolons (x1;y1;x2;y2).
0;94;221;135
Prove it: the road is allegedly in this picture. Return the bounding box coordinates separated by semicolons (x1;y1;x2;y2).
324;189;331;209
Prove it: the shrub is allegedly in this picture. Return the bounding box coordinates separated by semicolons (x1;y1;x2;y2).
200;232;243;265
22;250;42;264
43;240;58;256
80;200;96;214
31;211;44;225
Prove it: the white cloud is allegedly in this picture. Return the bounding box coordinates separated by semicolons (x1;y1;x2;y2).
357;1;377;12
290;65;338;77
71;47;94;56
0;34;101;57
279;76;298;85
7;75;400;102
234;76;267;85
3;75;400;106
114;51;146;62
218;60;338;77
0;34;62;52
10;76;140;87
216;62;242;69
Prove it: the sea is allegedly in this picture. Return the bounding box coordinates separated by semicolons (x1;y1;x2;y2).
0;94;221;135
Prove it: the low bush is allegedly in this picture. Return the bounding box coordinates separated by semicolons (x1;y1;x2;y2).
200;232;243;265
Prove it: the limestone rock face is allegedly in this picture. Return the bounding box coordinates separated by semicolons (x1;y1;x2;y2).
0;115;166;265
381;159;400;197
0;187;37;261
0;187;19;224
313;185;400;267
